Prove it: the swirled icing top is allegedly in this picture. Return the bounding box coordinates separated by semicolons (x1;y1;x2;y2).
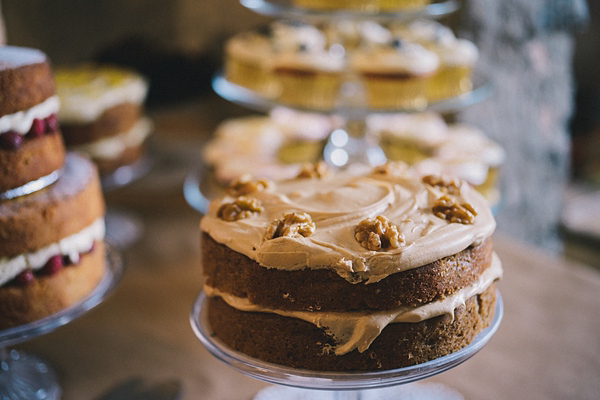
201;168;496;283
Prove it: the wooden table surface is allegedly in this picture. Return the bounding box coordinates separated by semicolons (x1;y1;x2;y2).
16;100;600;400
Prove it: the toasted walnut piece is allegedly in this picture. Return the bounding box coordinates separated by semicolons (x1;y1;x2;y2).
227;175;272;196
355;215;405;251
265;212;316;240
432;195;477;224
422;175;461;195
217;196;264;221
297;161;328;179
373;162;408;176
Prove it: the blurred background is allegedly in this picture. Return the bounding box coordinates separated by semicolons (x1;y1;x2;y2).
1;0;599;266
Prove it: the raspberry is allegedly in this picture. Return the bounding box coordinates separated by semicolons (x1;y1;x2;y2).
45;114;59;132
15;270;35;286
0;131;24;149
28;118;45;137
41;255;63;275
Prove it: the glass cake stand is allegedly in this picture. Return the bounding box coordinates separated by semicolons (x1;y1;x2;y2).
212;72;493;117
101;155;153;249
190;290;503;399
239;0;459;22
0;244;124;400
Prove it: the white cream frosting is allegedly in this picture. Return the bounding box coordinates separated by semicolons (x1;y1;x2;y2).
391;20;456;46
0;96;60;134
367;112;449;147
55;66;148;123
205;252;502;355
0;46;46;69
274;50;346;73
352;43;439;76
201;168;496;283
0;218;105;286
226;32;274;66
436;38;479;67
271;21;327;53
414;124;506;186
72;117;152;160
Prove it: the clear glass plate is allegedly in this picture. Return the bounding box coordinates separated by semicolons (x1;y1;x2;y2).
212;72;493;116
190;290;503;391
240;0;459;22
0;243;124;348
101;154;154;192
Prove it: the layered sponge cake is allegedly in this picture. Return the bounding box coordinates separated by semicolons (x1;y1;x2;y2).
0;46;107;330
0;46;65;194
201;164;501;371
55;65;152;175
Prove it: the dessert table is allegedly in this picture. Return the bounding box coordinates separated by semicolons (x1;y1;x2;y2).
17;98;600;400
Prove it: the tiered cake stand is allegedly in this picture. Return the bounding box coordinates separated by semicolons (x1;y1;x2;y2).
190;2;502;398
184;0;493;214
0;245;124;400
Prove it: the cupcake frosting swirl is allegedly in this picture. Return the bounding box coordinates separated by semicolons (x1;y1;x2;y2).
201;168;496;283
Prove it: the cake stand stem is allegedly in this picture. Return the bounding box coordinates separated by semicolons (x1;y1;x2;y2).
334;391;362;400
0;348;61;400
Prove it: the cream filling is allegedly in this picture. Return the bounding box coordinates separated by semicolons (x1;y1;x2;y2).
73;117;152;160
0;218;105;286
0;96;60;134
206;252;502;356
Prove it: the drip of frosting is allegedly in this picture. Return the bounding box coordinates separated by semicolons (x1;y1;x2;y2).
72;117;153;160
205;252;502;355
0;96;60;134
201;168;496;283
0;218;105;286
55;66;148;123
0;46;46;70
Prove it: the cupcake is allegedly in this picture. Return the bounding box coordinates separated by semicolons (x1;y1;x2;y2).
367;112;449;164
390;20;479;101
352;40;439;110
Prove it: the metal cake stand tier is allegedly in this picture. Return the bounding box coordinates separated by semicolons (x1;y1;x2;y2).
0;244;124;400
190;290;503;398
239;0;459;22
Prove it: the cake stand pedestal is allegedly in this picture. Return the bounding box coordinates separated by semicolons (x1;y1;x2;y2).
190;291;503;400
101;155;153;249
0;244;124;399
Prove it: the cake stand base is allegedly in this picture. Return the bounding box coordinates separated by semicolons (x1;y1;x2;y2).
253;382;464;400
0;349;61;400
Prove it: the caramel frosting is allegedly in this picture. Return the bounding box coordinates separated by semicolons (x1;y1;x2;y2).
205;252;502;355
55;65;148;123
201;167;496;283
0;95;60;134
0;218;105;286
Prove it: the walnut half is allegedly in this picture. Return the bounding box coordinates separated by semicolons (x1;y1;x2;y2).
355;215;405;251
432;195;477;224
217;196;263;222
297;161;328;179
265;212;315;240
422;175;461;195
227;175;271;197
